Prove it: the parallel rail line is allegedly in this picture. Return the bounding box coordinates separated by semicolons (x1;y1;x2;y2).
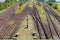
43;4;60;39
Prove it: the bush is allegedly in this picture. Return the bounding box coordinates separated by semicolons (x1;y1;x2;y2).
54;6;57;9
48;3;52;6
53;4;57;9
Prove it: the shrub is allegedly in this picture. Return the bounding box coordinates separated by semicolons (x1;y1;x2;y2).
48;3;52;6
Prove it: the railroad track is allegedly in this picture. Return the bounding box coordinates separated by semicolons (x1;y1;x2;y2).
28;5;52;39
0;2;29;39
28;4;60;39
0;2;60;40
0;2;19;31
0;3;19;39
43;4;60;39
46;13;60;39
0;5;29;39
44;4;60;23
0;8;16;38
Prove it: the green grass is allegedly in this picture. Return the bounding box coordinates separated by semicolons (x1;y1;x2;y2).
36;5;48;24
15;3;27;14
36;5;45;15
52;2;60;10
49;2;60;16
57;3;60;10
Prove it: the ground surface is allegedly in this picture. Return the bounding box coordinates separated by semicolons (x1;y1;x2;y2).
0;1;60;40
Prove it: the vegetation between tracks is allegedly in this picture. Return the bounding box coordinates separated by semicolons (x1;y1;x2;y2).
48;2;60;16
36;5;45;15
36;4;47;24
15;3;27;14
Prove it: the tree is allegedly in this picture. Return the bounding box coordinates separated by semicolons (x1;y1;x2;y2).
0;0;17;11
